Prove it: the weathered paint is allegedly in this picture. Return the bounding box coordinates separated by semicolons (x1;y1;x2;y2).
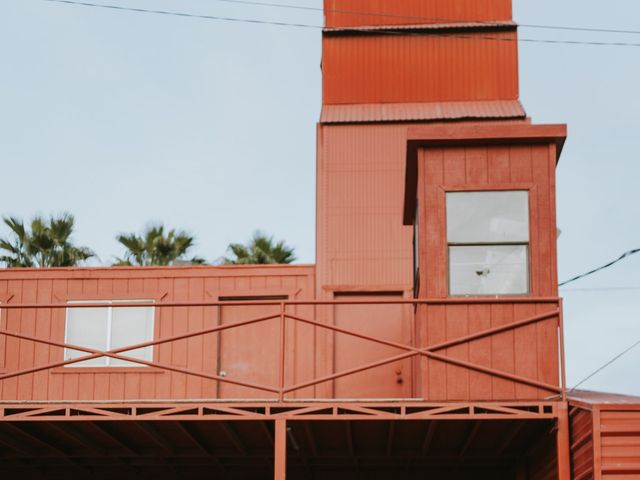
324;0;513;28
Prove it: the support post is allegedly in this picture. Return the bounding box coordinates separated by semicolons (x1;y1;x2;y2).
275;419;287;480
557;402;571;480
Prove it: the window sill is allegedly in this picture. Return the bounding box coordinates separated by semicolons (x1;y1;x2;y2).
51;367;166;374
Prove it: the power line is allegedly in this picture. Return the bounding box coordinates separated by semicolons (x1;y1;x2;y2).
569;338;640;392
207;0;640;36
559;248;640;286
42;0;640;48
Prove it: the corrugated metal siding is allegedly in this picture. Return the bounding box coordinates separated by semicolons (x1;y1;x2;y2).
315;123;416;291
0;266;316;401
570;407;595;480
320;100;527;124
600;409;640;479
322;31;519;105
324;0;512;28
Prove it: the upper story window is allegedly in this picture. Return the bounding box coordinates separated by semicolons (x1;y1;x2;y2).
446;191;530;296
64;300;155;367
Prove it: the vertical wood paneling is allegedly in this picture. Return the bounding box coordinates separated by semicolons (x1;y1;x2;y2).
418;142;560;401
490;304;516;400
17;279;36;400
467;304;492;399
0;267;314;401
33;280;51;400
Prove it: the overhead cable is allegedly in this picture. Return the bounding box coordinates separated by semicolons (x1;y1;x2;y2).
43;0;640;48
207;0;640;36
569;338;640;392
559;248;640;286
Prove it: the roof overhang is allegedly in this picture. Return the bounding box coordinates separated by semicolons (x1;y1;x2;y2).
320;100;527;124
403;123;567;225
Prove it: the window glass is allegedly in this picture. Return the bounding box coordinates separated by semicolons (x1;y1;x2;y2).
447;191;529;243
65;305;109;366
110;305;154;366
449;245;528;295
64;300;154;367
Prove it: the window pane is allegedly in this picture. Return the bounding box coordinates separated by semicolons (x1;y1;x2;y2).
65;306;109;367
110;305;154;367
449;245;528;295
447;191;529;243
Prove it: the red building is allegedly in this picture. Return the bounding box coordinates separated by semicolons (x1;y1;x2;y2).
1;1;639;478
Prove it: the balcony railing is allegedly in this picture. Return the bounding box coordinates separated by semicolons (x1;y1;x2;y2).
0;298;566;403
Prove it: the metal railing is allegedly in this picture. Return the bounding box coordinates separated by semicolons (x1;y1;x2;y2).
0;297;566;402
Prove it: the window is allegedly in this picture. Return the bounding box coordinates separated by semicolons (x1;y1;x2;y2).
64;300;155;367
446;191;530;296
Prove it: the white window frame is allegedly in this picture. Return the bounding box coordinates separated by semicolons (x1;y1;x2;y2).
64;299;155;367
446;190;531;297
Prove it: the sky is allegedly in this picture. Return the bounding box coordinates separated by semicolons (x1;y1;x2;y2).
0;0;639;396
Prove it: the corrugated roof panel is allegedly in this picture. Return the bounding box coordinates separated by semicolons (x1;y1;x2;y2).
324;0;512;28
320;100;526;123
569;390;640;406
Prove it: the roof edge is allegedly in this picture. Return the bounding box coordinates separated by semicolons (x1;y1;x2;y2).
403;123;568;225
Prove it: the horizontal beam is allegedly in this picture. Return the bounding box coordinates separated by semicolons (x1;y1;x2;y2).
0;401;559;421
0;298;561;309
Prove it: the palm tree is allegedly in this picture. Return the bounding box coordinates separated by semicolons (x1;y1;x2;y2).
114;224;205;266
0;214;94;267
222;231;296;265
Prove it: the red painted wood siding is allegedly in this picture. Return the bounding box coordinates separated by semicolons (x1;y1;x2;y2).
417;143;559;298
415;143;560;401
0;266;315;401
324;0;512;28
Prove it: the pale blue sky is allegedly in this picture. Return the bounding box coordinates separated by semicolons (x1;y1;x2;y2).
1;0;639;395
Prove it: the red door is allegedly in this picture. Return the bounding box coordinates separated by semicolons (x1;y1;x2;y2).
218;298;285;399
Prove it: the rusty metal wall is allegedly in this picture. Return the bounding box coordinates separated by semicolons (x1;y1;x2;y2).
322;31;519;105
324;0;512;28
0;266;316;401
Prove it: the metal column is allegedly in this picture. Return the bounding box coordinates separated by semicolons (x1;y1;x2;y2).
557;402;571;480
274;419;287;480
